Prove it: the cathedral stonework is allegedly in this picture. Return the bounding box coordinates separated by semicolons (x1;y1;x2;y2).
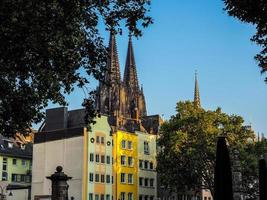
95;33;161;133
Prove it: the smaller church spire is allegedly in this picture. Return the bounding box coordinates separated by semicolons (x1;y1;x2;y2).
194;70;201;108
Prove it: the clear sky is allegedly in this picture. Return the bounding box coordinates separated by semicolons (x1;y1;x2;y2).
47;0;267;135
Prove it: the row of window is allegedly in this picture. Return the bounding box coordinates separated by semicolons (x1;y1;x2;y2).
11;173;31;183
2;157;28;167
139;195;154;200
139;177;154;187
121;155;134;167
120;192;134;200
89;173;113;184
89;154;113;164
121;140;133;150
88;193;112;200
139;160;154;170
121;173;134;184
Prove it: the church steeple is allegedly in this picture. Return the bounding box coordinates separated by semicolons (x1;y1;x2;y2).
106;31;121;84
194;70;201;108
123;35;139;92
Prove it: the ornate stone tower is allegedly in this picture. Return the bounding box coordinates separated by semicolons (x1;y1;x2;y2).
123;36;147;119
96;33;148;130
96;32;121;117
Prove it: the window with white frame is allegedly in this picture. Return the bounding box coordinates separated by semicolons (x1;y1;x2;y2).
121;140;126;149
128;174;133;184
150;178;154;187
128;157;133;167
89;193;93;200
121;192;126;200
128;141;132;150
121;173;126;183
128;193;133;200
121;155;126;165
144;141;150;154
89;173;94;182
21;159;27;166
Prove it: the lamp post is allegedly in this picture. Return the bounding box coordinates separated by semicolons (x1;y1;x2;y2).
0;185;12;200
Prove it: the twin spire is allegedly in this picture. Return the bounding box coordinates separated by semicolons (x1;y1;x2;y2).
109;32;140;91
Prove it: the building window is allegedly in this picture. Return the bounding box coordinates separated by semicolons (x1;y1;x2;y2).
150;196;154;200
144;195;148;200
25;175;31;183
106;175;110;183
90;153;94;162
21;159;27;166
128;141;132;150
139;177;143;186
150;179;154;187
120;192;125;200
208;197;211;200
144;161;148;169
2;158;7;171
139;195;143;200
107;156;110;164
101;137;105;144
121;173;126;183
89;173;94;182
95;174;99;182
139;160;143;169
101;194;104;200
121;155;126;165
112;176;114;184
128;193;133;200
101;155;105;163
95;194;99;200
2;172;7;181
150;162;153;170
128;157;133;167
96;154;100;163
96;136;100;143
12;174;17;182
12;159;17;165
106;194;110;200
121;140;126;149
144;141;150;154
204;197;207;200
128;174;133;184
144;178;149;187
101;174;105;183
89;193;93;200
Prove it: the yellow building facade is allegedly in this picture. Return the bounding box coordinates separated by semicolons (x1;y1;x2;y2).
113;130;138;200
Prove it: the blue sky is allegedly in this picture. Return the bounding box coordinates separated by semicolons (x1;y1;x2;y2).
48;0;267;135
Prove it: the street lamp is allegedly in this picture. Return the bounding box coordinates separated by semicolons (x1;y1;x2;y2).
0;185;12;200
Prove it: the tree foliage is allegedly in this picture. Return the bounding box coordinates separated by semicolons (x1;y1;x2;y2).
157;101;261;198
0;0;152;137
223;0;267;81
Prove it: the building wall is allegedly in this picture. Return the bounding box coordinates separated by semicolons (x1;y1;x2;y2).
31;131;86;200
136;131;157;200
113;130;138;200
87;116;113;200
0;156;31;184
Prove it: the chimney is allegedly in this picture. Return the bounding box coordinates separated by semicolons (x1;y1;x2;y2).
45;107;68;131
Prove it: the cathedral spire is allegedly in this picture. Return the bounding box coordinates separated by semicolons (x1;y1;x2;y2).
194;70;201;108
123;35;139;92
106;31;121;84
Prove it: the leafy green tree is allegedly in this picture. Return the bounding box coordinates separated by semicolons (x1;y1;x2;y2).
157;101;257;197
0;0;152;137
223;0;267;81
